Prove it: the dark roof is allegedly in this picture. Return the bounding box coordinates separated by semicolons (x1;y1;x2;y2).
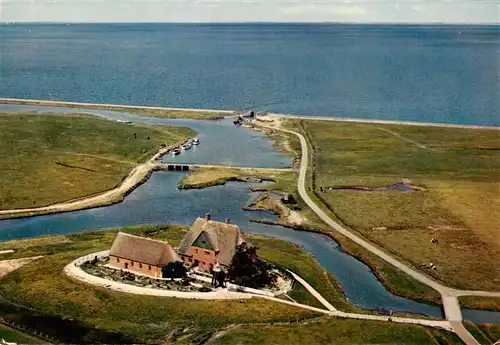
178;217;246;266
109;232;181;266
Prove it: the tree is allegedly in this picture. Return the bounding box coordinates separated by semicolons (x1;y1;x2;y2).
228;244;277;288
162;261;187;279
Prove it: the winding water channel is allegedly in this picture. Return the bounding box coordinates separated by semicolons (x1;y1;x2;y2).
0;104;498;324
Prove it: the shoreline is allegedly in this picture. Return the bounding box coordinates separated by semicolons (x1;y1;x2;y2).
1;97;499;129
0;97;500;130
0;97;234;120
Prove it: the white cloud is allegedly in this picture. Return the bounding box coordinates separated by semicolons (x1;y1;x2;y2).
282;4;367;17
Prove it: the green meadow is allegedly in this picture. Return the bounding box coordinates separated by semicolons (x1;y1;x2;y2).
0;112;194;210
284;118;499;297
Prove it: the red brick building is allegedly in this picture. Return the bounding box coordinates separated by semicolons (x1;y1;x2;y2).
108;232;181;278
178;215;246;272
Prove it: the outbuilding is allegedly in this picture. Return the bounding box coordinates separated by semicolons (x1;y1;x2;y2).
108;232;181;278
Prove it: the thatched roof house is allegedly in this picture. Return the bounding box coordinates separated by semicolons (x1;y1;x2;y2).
109;232;181;278
178;215;246;271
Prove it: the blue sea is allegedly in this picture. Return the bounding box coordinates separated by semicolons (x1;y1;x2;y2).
1;23;499;125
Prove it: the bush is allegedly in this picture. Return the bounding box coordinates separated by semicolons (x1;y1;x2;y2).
162;261;187;279
228;244;277;289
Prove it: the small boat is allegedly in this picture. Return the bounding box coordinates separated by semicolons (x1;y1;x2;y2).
116;119;131;124
182;142;192;150
192;138;200;145
172;148;181;155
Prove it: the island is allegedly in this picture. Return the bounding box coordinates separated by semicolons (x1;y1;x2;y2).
0;99;499;345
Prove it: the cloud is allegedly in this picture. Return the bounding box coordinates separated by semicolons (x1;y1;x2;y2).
282;4;367;17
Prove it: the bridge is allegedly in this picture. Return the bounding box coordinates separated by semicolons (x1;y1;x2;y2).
154;163;295;172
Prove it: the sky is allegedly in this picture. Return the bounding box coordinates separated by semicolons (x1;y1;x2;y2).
1;0;499;24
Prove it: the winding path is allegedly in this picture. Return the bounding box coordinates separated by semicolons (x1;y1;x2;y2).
1;100;499;343
254;118;500;345
0;162;156;219
286;269;337;312
63;251;452;331
0;142;180;219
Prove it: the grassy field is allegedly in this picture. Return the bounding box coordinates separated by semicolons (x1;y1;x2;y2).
211;317;464;345
0;324;41;344
241;127;444;307
477;323;500;343
249;234;359;312
463;322;495;345
0;112;195;210
0;99;229;120
0;225;452;343
459;296;500;312
0;235;70;250
286;282;324;309
295;119;500;292
0;226;323;343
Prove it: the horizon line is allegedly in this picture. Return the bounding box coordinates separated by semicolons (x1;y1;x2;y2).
1;21;499;26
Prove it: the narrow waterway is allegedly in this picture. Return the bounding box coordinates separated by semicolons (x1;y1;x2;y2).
0;105;498;323
0;104;290;168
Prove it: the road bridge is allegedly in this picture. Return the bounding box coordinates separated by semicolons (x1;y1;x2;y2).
155;163;295;172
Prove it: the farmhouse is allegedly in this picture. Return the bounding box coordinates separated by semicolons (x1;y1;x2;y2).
108;232;181;278
178;214;246;272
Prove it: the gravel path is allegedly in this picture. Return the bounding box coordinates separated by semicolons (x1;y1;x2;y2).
0;256;44;279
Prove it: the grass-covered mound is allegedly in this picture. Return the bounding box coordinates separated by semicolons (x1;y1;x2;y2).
0;225;339;343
